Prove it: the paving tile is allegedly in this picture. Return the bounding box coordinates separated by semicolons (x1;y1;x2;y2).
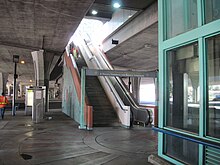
0;110;157;165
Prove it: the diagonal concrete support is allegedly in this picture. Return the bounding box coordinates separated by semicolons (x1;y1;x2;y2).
102;1;158;52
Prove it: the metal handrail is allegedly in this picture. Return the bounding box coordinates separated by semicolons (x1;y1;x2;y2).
88;41;151;117
75;33;129;112
153;127;220;150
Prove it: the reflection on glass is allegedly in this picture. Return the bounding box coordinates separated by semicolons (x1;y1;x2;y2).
166;0;197;39
164;134;199;165
167;43;199;133
207;34;220;139
205;0;220;23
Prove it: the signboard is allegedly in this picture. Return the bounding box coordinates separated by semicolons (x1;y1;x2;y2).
85;69;156;77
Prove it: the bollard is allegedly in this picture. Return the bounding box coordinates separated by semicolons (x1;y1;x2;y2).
87;106;93;130
154;106;158;127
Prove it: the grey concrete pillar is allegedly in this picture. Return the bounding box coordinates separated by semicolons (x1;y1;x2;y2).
0;73;8;95
7;84;10;96
32;50;45;86
19;84;23;98
44;51;55;112
32;50;56;112
131;77;141;104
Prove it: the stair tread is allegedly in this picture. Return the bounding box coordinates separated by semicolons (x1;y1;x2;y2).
75;58;119;127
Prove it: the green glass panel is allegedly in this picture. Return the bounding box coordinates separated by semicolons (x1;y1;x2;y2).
167;43;199;134
164;134;199;165
205;0;220;24
165;0;198;39
206;34;220;139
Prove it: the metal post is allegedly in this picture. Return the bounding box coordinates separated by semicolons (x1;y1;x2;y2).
128;77;131;92
79;68;86;129
12;62;17;116
12;55;19;116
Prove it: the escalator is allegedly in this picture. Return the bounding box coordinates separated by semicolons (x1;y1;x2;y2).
74;56;118;127
69;32;151;127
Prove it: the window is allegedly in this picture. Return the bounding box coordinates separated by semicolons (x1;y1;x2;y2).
165;0;197;39
205;0;220;23
164;134;199;165
167;43;199;133
207;34;220;139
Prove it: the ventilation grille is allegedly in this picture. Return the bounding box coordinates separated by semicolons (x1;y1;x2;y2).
205;146;220;165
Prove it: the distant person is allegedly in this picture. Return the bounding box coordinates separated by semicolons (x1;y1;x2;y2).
0;92;9;119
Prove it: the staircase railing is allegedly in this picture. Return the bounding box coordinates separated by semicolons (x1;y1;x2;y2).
85;38;151;126
64;52;93;130
73;32;131;127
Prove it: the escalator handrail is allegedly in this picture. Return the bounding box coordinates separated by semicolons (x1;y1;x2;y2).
75;34;129;112
88;42;147;111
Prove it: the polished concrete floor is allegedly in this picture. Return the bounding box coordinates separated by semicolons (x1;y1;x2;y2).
0;109;157;165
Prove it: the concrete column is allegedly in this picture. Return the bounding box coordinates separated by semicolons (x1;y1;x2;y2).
44;51;55;112
0;73;8;95
19;84;24;98
7;84;10;96
32;50;45;86
32;50;56;112
131;77;141;104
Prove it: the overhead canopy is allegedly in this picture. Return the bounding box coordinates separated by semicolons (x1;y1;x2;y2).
0;0;94;84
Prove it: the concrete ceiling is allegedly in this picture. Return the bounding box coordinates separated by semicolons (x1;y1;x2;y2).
106;23;158;71
86;0;155;20
0;0;94;85
0;0;158;87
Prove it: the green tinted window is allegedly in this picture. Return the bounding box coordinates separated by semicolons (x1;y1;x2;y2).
167;43;199;134
206;34;220;139
205;0;220;23
166;0;198;39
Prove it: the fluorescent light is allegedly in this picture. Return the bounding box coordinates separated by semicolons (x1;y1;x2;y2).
91;10;98;15
113;2;121;8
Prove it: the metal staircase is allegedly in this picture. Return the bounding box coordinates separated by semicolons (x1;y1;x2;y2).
75;56;119;126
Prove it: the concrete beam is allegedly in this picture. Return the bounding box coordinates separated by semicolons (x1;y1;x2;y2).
0;41;63;55
102;1;158;52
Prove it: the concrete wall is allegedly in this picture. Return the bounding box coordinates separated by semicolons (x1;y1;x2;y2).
62;60;80;123
102;1;158;52
100;9;137;41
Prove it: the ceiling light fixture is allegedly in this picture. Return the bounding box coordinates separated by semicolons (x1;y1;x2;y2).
113;2;121;8
91;10;98;15
20;60;25;64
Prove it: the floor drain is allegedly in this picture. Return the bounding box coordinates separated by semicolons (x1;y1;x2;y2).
20;153;32;160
